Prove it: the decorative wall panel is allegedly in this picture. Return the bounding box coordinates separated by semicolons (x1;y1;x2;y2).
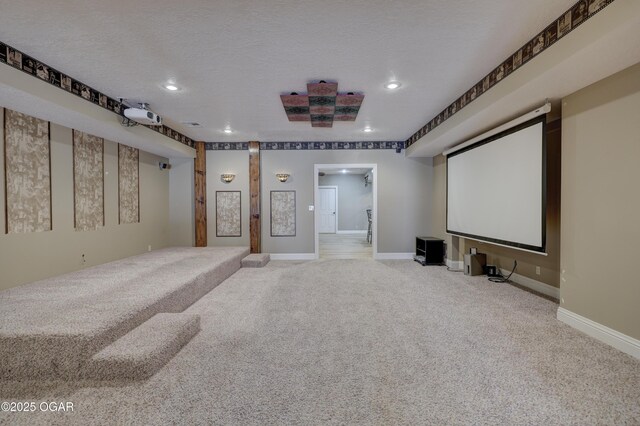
73;130;104;231
4;109;51;234
270;191;296;237
118;144;139;224
216;191;241;237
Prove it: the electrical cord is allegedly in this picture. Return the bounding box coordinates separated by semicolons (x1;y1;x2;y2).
446;266;464;273
489;260;517;283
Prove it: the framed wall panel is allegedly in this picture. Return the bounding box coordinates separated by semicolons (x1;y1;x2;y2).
4;108;51;234
215;191;241;237
73;130;104;231
118;144;139;224
270;190;296;237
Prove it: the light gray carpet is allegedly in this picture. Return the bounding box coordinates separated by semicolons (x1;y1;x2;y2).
1;259;638;425
0;247;249;379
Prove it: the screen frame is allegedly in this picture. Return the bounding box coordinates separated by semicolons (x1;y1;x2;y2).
446;115;547;253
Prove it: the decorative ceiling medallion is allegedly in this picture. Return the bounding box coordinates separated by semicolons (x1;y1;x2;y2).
281;81;364;128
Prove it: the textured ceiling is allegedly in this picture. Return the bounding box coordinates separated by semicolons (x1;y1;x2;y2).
0;0;578;143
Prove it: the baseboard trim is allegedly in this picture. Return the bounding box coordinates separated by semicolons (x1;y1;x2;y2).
269;253;316;260
500;268;560;299
336;230;367;235
375;252;414;260
446;259;464;270
557;307;640;359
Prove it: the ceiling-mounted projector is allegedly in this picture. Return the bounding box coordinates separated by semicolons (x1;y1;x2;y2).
124;104;162;126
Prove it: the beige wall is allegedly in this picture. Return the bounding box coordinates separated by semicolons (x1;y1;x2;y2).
0;108;171;290
206;150;250;247
169;157;195;247
431;118;562;288
561;62;640;340
205;149;433;254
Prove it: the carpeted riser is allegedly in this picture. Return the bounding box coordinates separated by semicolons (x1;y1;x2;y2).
0;248;247;380
0;336;95;379
85;315;201;380
241;254;271;268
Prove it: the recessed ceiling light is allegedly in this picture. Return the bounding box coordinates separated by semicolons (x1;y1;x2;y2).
223;128;233;134
164;84;179;91
341;169;348;174
385;82;401;90
364;127;373;133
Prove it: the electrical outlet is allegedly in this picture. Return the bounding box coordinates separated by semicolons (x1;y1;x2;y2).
148;245;152;252
535;266;541;275
81;254;86;265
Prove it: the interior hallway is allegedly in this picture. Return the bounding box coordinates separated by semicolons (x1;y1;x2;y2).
319;233;372;259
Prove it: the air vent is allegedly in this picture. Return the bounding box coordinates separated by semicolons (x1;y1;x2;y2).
181;122;202;127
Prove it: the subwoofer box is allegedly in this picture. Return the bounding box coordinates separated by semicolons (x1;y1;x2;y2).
464;253;487;276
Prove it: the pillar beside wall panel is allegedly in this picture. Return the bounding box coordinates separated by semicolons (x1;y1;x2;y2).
249;141;261;253
194;142;207;247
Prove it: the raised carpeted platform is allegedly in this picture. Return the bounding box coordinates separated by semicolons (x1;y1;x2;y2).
0;246;249;380
241;253;270;268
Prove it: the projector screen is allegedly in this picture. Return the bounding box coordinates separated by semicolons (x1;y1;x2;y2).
447;116;546;253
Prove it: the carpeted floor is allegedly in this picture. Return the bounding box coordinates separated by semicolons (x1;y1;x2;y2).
1;260;638;425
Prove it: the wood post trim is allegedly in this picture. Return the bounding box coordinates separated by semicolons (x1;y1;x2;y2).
194;141;207;247
249;141;261;253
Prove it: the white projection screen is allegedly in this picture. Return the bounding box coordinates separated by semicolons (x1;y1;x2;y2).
447;116;546;253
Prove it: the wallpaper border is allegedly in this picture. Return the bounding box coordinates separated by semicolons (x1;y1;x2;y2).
0;41;195;149
405;0;615;148
205;141;404;151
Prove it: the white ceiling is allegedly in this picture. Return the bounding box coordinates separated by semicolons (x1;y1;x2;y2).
0;0;578;144
406;0;640;157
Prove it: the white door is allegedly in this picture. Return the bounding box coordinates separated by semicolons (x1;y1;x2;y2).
318;187;336;233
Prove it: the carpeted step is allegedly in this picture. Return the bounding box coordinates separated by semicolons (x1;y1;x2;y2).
0;246;249;379
241;253;270;268
85;313;200;380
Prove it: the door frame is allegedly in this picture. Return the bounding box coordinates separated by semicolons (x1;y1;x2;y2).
318;185;338;234
314;163;378;259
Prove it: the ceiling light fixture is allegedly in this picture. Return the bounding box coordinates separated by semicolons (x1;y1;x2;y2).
164;84;179;91
364;127;373;133
385;81;401;90
341;169;348;174
224;128;232;134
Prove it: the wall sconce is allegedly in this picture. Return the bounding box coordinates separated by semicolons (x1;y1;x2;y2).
221;173;235;183
276;173;290;183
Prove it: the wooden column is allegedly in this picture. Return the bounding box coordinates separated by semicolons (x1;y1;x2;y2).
194;141;207;247
249;141;261;253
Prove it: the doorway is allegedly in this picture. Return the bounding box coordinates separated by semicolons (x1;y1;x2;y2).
314;164;377;259
318;186;338;234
